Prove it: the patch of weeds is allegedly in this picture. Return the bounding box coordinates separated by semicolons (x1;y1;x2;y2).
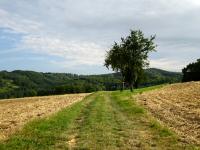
111;92;145;116
150;121;173;137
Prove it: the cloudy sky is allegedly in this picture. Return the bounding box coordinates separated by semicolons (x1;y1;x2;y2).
0;0;200;74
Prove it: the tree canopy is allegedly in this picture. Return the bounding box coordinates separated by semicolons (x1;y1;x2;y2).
182;59;200;82
105;30;156;91
0;68;181;100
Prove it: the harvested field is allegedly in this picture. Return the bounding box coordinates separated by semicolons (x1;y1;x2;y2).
135;81;200;145
0;93;89;140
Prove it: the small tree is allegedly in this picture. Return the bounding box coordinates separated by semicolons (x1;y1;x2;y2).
105;30;156;91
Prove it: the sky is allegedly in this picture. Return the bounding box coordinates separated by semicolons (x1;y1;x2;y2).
0;0;200;74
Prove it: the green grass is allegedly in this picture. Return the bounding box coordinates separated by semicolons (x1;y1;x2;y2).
0;86;198;150
0;94;95;150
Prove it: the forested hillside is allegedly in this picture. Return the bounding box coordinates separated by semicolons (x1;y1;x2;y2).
0;68;182;99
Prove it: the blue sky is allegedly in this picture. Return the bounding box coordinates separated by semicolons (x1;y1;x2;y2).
0;0;200;74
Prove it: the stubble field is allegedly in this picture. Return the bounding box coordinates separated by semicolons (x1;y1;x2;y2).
0;93;89;140
136;81;200;145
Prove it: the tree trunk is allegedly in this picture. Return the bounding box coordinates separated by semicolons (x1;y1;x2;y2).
130;83;133;92
135;81;138;89
120;81;125;92
135;75;138;89
120;72;124;92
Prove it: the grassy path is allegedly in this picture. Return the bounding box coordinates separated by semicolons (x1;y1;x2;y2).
0;87;198;149
62;91;195;149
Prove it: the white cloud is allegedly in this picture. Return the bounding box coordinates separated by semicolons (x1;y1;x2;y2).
186;0;200;7
150;58;186;72
0;0;200;73
0;8;106;67
21;35;105;66
0;8;43;34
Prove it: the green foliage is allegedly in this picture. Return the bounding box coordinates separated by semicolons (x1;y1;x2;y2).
0;71;121;99
182;59;200;82
0;68;181;100
105;30;156;91
143;68;182;86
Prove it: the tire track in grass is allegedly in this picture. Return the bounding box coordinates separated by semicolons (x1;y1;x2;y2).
51;93;96;150
109;91;197;150
63;91;196;149
63;92;130;149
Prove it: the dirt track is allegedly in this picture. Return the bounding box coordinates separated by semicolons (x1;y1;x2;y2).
0;93;89;140
135;82;200;145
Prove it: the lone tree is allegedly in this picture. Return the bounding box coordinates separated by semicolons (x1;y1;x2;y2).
182;59;200;82
105;30;156;91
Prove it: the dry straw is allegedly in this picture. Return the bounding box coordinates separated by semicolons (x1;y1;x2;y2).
0;93;89;140
135;81;200;145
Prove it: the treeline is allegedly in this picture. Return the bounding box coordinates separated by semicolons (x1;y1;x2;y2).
182;59;200;82
143;68;182;86
0;70;121;99
0;68;182;99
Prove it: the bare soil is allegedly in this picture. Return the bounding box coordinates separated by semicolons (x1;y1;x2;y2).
135;82;200;145
0;93;89;140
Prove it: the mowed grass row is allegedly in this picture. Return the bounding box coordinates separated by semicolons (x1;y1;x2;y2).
0;86;198;149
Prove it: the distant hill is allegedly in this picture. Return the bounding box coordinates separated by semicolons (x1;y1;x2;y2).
0;68;182;99
144;68;182;86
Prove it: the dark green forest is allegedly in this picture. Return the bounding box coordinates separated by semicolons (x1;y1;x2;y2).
0;68;182;99
182;59;200;82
